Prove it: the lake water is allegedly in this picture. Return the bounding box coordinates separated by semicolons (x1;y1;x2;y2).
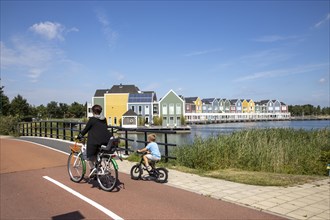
124;120;329;150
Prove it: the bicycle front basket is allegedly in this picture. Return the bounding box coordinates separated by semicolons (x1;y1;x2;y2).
70;143;81;153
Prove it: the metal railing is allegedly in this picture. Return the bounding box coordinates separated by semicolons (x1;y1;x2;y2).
18;121;177;162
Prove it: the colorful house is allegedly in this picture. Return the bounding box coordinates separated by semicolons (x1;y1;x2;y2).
127;92;157;125
242;99;255;113
280;102;288;113
159;90;184;127
260;100;270;113
218;98;230;113
230;99;242;113
202;98;219;113
273;100;281;113
184;97;202;113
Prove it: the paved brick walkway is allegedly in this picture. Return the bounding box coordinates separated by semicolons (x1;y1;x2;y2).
118;160;329;220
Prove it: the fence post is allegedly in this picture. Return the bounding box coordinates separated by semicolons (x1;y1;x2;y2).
63;123;66;140
56;122;59;139
50;122;53;138
30;122;33;136
39;122;42;137
164;133;168;163
44;121;47;137
34;122;37;136
144;131;148;147
70;122;74;141
125;130;129;155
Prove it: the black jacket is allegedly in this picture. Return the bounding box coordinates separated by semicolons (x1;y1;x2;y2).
80;116;111;158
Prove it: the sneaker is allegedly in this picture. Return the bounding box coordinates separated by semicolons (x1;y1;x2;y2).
144;166;151;171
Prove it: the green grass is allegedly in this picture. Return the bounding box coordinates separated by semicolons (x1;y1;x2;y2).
161;128;330;186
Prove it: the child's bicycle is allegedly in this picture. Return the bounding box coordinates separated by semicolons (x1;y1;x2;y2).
67;137;122;192
130;151;168;183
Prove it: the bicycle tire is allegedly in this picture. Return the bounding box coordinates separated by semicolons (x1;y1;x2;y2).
155;167;168;183
97;157;118;191
130;164;142;180
67;152;86;183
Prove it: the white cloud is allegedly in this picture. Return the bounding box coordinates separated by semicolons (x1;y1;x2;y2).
95;9;119;47
319;78;327;84
30;21;65;40
1;36;82;83
313;13;330;28
29;21;79;41
234;63;329;82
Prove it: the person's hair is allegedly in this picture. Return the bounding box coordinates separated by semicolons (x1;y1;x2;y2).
92;104;102;115
148;133;156;142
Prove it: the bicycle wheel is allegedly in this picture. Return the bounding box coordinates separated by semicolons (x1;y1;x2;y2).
67;153;86;183
130;164;142;180
155;167;168;183
97;157;118;192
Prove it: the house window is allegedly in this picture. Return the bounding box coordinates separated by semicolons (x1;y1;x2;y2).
145;105;149;115
169;104;174;114
162;104;167;114
131;106;135;112
138;106;142;114
176;103;181;114
114;117;117;125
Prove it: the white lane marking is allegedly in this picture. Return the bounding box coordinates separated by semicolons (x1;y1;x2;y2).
43;176;124;220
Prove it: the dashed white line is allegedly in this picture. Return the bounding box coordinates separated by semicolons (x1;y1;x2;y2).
43;176;123;220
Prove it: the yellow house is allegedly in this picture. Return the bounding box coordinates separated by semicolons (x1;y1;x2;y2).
242;99;255;113
104;93;129;126
102;84;140;126
194;97;203;113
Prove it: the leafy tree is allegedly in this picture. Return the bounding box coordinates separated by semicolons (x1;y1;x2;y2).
68;102;85;118
36;105;47;119
59;103;69;118
0;86;10;116
10;94;30;118
47;101;60;118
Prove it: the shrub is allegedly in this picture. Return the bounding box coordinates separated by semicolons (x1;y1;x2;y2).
173;128;330;176
0;116;19;136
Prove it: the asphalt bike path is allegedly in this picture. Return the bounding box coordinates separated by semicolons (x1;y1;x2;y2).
1;136;287;220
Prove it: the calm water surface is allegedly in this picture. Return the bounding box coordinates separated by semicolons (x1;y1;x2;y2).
124;120;329;151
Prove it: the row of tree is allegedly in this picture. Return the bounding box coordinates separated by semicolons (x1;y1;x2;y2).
1;86;330;120
288;105;330;116
1;87;86;120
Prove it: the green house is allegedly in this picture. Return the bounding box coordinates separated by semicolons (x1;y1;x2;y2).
158;89;184;127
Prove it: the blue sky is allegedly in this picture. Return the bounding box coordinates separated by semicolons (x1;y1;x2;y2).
1;1;329;107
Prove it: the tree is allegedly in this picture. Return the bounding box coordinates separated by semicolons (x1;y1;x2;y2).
36;105;47;119
68;102;85;118
47;101;60;118
59;103;69;118
0;86;10;116
10;94;30;118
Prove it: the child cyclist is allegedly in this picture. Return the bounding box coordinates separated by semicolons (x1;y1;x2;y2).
137;133;161;170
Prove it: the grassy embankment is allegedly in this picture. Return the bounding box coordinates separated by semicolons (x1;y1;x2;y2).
147;128;330;186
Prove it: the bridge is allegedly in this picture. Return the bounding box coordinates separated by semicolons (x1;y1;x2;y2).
1;136;329;219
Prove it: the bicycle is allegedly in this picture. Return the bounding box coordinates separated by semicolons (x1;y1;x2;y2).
67;137;122;192
130;151;168;183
